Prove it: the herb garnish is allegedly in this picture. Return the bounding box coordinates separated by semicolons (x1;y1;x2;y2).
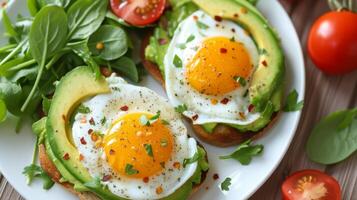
234;76;247;87
161;120;170;125
283;89;304;112
220;140;263;165
221;177;232;191
175;104;188;114
125;164;139;175
78;104;91;114
173;54;183;68
144;144;154;157
160;139;168;147
140;111;161;126
196;21;209;29
183;152;200;167
186;35;195;43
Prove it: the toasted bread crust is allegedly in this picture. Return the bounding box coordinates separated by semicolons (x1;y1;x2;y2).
39;143;207;200
141;32;278;147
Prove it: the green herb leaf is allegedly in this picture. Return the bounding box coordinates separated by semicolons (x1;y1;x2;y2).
175;104;188;114
259;48;268;55
2;10;18;40
186;35;195;43
306;108;357;165
173;54;183;68
78;104;91;114
42;96;51;115
109;56;139;83
183;152;200;167
196;21;209;29
101;117;106;126
139;111;161;126
161;119;170;125
230;37;235;42
125;164;139;175
67;0;107;40
23;164;55;190
27;0;40;16
0;99;7;122
160;139;168;147
221;177;232;191
176;43;186;49
234;76;247;87
220;140;264;165
88;25;128;61
23;6;68;112
283;89;304;112
144;144;154;157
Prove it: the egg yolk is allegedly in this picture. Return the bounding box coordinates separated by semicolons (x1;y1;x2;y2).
186;37;253;96
103;113;174;178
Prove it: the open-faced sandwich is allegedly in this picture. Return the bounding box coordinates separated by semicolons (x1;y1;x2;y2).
37;66;209;200
143;0;285;147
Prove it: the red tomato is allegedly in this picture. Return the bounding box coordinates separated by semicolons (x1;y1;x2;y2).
307;11;357;75
282;169;341;200
110;0;166;26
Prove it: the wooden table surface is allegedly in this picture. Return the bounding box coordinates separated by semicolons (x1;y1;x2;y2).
1;0;357;199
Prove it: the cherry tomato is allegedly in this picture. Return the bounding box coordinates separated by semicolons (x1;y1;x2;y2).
307;11;357;75
110;0;166;26
282;169;341;200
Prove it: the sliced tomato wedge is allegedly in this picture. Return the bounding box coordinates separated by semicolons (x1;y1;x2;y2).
110;0;166;26
282;169;341;200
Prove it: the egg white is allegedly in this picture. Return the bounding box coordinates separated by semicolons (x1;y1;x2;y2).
72;76;198;200
164;10;261;125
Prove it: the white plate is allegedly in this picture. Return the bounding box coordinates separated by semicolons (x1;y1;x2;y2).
0;0;305;199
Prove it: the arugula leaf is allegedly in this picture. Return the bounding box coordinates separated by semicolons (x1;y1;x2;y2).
67;0;107;40
175;104;188;114
173;54;183;68
0;99;7;122
220;140;264;165
283;89;304;112
144;144;154;157
183;152;200;167
221;177;232;191
196;21;209;29
125;164;139;175
77;104;91;114
88;25;128;61
22;6;68;112
23;164;54;190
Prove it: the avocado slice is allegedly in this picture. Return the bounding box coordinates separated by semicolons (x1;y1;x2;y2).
192;0;285;112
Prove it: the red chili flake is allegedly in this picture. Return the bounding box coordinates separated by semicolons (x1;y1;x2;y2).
88;129;94;135
193;15;198;21
120;105;129;111
221;98;230;104
102;175;112;182
100;67;112;77
79;154;84;161
173;162;181;169
248;104;255;112
143;177;149;183
156;186;163;194
262;60;268;67
80;137;87;145
109;149;115;155
220;48;227;54
214;16;223;22
192;114;199;121
89;117;95;125
158;38;168;45
233;13;239;18
63;153;70;160
213;173;220;180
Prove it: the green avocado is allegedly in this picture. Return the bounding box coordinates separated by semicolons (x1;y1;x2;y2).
45;66;208;199
193;0;285;112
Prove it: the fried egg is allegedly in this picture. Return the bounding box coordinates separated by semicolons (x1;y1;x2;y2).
72;76;198;200
164;10;261;125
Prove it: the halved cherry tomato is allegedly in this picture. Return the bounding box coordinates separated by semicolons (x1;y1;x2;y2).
282;169;341;200
307;11;357;75
110;0;166;26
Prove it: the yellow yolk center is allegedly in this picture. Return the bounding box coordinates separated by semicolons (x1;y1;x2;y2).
186;37;253;95
103;113;174;178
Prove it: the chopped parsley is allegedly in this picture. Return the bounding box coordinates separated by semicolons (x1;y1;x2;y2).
183;152;200;167
176;43;186;49
144;144;154;157
161;119;170;125
230;37;236;42
234;76;247;87
77;104;91;114
221;177;232;191
173;54;183;68
175;104;188;114
196;21;209;29
140;111;161;126
125;164;139;175
160;139;168;147
100;117;106;126
186;34;195;43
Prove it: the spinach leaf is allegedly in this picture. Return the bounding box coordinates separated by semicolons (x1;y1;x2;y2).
108;57;139;83
0;99;6;122
2;10;18;40
27;0;40;16
42;0;73;8
67;0;107;40
88;25;128;61
283;89;304;112
220;140;264;165
0;81;23;116
22;6;68;112
306;108;357;165
23;164;54;190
